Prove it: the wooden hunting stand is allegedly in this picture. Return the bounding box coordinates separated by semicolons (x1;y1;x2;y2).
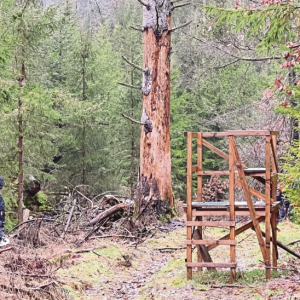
185;130;280;283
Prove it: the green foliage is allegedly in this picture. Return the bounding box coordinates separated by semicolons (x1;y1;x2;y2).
204;3;297;53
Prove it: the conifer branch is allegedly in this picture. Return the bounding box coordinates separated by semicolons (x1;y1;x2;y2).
130;26;144;32
121;113;145;125
118;82;141;90
173;2;190;9
137;0;150;9
122;56;144;72
170;21;192;32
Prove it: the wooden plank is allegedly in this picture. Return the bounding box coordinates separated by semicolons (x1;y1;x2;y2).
235;211;266;216
271;135;278;173
227;130;274;136
207;216;265;251
202;139;229;161
186;132;193;280
265;135;271;280
193;228;215;271
186;221;236;227
271;211;278;271
229;136;236;283
192;211;230;217
270;131;279;136
271;174;278;182
191;166;197;172
192;210;265;217
235;179;275;203
197;133;203;202
228;136;267;262
184;131;279;138
197;171;229;176
186;240;236;246
200;132;230;138
186;262;236;268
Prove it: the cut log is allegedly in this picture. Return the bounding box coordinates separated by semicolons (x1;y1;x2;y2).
89;203;126;226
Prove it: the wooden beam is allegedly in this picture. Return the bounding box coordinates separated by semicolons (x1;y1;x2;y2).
271;135;279;173
202;139;229;161
207;216;265;251
193;211;230;217
197;171;229;176
186;262;236;268
186;240;236;246
186;132;193;280
197;133;203;202
186;221;236;227
253;229;300;260
271;211;278;271
235;179;275;203
265;135;271;279
228;136;267;262
229;136;236;283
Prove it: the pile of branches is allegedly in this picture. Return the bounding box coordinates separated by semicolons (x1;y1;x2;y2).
0;249;70;300
202;175;229;202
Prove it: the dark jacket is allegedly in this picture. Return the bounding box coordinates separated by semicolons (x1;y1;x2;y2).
0;194;5;223
0;194;5;212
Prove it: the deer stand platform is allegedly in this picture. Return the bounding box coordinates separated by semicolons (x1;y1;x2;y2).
185;130;280;283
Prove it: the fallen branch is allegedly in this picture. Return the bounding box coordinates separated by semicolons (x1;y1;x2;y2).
61;198;77;239
251;228;300;259
156;247;186;251
0;246;13;254
90;203;126;225
89;234;142;240
286;239;300;246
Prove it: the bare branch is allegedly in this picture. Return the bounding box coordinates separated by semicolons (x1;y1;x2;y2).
121;113;145;125
122;56;144;72
118;82;141;90
170;21;192;32
137;0;150;9
173;2;190;9
130;26;144;32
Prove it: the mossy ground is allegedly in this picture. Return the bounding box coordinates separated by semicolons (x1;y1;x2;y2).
55;221;300;300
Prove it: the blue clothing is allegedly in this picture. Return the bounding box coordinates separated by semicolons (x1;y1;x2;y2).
0;194;5;212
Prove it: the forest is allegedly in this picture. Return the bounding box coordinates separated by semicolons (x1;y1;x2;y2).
0;0;300;299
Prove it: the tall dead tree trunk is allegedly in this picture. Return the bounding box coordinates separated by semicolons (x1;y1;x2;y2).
138;0;173;205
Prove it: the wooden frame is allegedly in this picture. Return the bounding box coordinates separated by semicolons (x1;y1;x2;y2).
185;130;279;282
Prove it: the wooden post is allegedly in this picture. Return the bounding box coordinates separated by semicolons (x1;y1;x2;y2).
271;133;278;273
228;136;267;262
229;136;236;282
197;133;203;271
186;132;193;280
271;210;278;271
265;135;271;279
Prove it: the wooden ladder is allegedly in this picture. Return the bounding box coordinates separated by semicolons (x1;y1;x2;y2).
185;130;279;282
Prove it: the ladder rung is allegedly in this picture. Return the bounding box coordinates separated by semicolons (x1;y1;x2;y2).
192;211;230;217
186;221;236;227
186;240;236;245
186;262;236;268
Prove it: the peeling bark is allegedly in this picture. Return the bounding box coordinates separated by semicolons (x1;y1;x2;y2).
139;0;173;205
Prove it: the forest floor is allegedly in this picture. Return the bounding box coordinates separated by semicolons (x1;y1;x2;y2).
1;219;300;300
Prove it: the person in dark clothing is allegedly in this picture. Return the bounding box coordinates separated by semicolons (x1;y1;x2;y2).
0;176;7;244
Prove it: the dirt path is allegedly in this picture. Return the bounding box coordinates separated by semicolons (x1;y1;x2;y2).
54;221;300;300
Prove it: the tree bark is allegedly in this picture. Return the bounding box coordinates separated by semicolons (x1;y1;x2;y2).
139;0;173;205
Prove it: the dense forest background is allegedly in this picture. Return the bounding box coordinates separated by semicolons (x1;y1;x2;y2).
0;0;298;226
